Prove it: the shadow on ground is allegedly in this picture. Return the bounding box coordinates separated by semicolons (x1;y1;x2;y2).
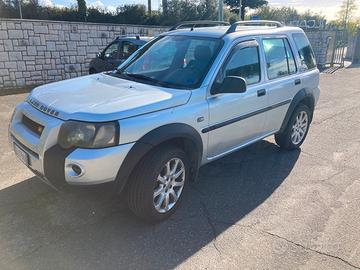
0;140;300;270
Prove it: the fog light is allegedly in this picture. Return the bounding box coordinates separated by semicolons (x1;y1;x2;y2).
72;164;82;176
66;163;85;178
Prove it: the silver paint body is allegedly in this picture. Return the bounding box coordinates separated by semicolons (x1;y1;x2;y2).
8;26;320;185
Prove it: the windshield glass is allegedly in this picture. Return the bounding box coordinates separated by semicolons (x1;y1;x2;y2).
114;35;223;89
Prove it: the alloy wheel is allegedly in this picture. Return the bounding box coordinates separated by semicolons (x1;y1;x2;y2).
153;158;185;213
291;111;308;145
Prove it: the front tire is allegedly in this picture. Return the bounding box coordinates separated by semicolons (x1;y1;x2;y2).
275;104;312;150
126;145;189;222
89;68;97;74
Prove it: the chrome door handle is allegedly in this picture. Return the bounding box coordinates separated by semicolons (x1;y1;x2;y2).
257;89;266;97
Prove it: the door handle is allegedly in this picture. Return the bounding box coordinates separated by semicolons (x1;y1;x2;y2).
295;79;301;85
257;89;266;97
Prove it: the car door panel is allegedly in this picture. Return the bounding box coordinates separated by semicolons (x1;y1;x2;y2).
206;40;268;159
207;85;268;159
260;37;303;133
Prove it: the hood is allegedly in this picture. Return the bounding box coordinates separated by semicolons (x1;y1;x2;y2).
29;74;192;122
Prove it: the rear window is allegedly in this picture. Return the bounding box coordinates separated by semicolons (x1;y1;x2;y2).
292;33;317;70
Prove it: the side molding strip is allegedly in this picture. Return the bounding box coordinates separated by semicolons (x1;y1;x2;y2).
202;99;292;133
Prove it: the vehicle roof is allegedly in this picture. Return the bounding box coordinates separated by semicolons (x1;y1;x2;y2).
164;25;304;40
116;36;153;42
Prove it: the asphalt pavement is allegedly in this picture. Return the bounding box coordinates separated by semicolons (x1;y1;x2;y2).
1;66;360;270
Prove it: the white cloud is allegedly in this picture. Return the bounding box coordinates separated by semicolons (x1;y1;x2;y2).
87;0;117;12
39;0;54;7
88;0;105;9
107;5;116;13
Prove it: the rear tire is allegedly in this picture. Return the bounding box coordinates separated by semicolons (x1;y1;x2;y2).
275;104;312;150
126;144;189;223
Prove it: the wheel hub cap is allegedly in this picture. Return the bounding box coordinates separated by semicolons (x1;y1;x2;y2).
153;158;185;213
291;111;308;145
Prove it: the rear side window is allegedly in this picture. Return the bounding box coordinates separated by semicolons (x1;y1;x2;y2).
293;33;316;70
262;38;297;80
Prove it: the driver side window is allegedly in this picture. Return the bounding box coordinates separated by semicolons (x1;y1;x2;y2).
214;43;261;90
103;42;119;59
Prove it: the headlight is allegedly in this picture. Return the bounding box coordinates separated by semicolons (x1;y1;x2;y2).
58;121;119;149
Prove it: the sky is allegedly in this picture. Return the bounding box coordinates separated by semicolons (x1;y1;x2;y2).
39;0;360;20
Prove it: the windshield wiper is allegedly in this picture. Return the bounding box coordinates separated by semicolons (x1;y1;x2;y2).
122;72;159;83
113;71;186;89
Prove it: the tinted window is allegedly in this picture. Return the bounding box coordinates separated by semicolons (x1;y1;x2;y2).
221;45;261;85
263;38;296;79
293;33;316;70
103;42;119;59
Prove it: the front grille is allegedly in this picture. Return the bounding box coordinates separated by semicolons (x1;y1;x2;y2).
22;114;44;136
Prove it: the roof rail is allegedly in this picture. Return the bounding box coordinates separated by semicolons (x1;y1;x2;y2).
226;20;283;34
115;34;140;40
169;20;230;31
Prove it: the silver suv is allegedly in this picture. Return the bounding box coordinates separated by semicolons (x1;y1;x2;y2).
9;21;320;222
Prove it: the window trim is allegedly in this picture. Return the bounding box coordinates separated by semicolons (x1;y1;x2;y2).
210;39;262;94
261;37;298;81
283;38;298;75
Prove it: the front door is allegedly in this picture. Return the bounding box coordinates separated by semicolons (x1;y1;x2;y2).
206;40;269;159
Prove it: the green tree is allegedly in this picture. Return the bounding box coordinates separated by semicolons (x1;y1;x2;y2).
224;0;268;20
253;6;325;23
337;0;358;27
162;0;168;15
77;0;87;21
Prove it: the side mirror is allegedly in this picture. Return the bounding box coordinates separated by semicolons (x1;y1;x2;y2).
97;52;103;59
212;76;247;95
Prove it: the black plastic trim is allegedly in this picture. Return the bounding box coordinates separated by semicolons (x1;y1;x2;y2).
11;135;39;158
43;145;75;187
114;123;203;193
202;99;291;133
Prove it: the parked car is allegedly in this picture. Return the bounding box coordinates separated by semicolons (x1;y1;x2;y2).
9;20;320;222
89;35;152;74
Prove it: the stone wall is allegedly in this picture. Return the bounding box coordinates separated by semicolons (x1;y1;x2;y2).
0;18;339;89
305;30;336;66
0;19;167;89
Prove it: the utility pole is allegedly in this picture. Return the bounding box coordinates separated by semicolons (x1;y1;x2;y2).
148;0;151;15
18;0;23;19
239;0;242;20
218;0;223;21
344;0;350;29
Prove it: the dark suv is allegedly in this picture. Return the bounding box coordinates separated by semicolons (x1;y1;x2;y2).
89;35;152;74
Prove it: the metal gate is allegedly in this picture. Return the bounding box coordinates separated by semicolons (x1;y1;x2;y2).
325;30;348;68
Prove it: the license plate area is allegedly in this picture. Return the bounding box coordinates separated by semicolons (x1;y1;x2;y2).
14;143;30;166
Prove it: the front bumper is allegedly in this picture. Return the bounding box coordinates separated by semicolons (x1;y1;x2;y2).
9;101;134;186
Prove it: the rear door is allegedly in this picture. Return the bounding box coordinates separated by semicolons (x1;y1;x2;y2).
259;36;302;133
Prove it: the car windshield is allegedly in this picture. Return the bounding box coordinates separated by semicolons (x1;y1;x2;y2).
113;35;223;89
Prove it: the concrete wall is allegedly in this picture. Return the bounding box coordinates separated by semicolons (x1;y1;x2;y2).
0;18;338;90
0;19;167;89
